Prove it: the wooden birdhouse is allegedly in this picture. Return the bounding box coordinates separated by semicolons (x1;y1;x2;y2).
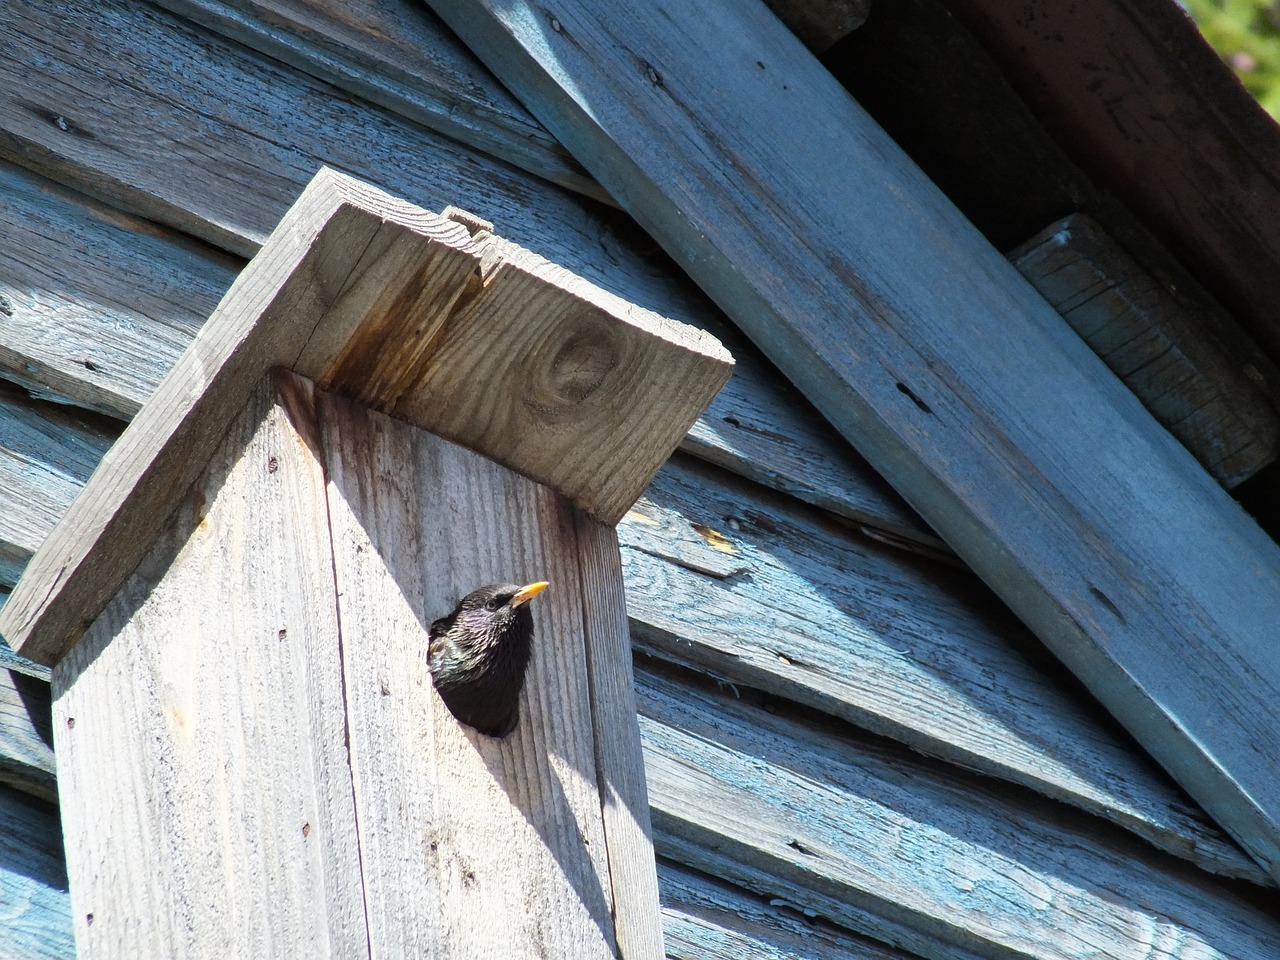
0;168;733;959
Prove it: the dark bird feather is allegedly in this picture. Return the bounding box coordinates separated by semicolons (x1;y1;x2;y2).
427;581;549;737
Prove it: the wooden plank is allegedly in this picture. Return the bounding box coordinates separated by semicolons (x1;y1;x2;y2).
0;388;116;588
0;155;932;556
50;371;368;959
5;407;1260;883
622;454;1267;885
825;0;1280;487
317;391;630;958
0;785;74;959
0;154;921;553
638;664;1280;960
658;860;912;960
1;367;1260;882
154;0;864;147
0;160;233;421
937;0;1280;362
680;336;938;549
429;0;1280;879
575;514;666;960
1011;214;1280;488
0;669;55;803
1;360;1258;881
151;0;604;201
371;233;731;524
0;0;660;263
0;0;935;547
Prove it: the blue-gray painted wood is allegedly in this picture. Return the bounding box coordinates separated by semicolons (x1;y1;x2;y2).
2;0;1276;943
0;0;933;544
425;0;1280;880
0;670;55;803
0;161;229;422
627;455;1265;884
1011;214;1280;488
638;664;1280;960
658;859;911;960
0;597;52;684
0;391;1262;879
132;0;934;546
150;0;606;202
0;785;73;959
0;390;115;588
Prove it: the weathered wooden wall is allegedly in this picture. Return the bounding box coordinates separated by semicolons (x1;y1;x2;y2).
425;0;1280;881
2;0;1279;956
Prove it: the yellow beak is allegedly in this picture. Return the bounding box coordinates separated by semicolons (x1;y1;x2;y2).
511;581;550;608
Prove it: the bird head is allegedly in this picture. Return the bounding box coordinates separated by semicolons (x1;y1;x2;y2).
451;580;550;643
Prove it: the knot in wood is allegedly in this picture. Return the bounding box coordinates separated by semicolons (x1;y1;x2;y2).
523;326;619;418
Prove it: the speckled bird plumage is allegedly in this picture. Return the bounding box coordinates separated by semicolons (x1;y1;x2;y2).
427;581;548;737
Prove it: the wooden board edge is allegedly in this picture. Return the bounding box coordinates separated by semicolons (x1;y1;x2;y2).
575;512;665;959
150;0;611;203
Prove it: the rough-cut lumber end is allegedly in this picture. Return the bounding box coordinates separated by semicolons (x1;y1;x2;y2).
0;166;732;666
1011;214;1280;488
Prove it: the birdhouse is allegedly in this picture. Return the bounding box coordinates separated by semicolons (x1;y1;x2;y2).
0;168;733;959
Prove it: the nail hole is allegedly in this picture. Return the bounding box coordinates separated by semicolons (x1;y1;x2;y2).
896;382;933;414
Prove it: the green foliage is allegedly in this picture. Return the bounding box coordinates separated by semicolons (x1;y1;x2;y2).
1185;0;1280;116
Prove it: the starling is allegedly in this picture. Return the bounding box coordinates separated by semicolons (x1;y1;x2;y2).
427;580;550;737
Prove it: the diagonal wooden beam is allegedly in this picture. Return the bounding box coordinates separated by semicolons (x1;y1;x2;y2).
425;0;1280;879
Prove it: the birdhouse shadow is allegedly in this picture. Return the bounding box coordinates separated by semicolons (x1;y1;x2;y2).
476;727;618;948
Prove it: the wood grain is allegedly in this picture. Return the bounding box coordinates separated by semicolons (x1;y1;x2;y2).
2;346;1260;883
623;454;1267;885
0;389;116;588
0;0;663;270
575;513;665;960
658;860;911;960
318;390;640;959
386;235;731;523
152;0;603;200
50;371;367;959
639;665;1280;960
1;162;729;662
938;0;1280;361
430;0;1280;880
0;668;55;803
0;0;934;549
5;409;1261;886
0;169;479;664
0;159;234;421
9;388;1259;887
1011;214;1280;488
0;784;73;959
0;149;932;551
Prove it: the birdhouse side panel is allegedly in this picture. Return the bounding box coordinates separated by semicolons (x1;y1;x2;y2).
50;372;368;959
